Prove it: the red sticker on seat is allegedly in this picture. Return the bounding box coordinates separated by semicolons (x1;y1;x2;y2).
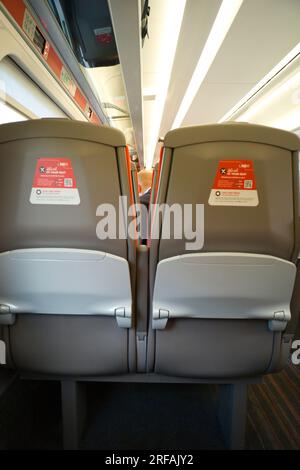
208;160;259;206
30;158;80;205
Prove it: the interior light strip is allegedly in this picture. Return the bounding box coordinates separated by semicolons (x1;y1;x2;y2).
145;0;187;168
172;0;244;130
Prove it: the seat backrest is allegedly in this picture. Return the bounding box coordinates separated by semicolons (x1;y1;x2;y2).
0;119;133;257
151;123;300;265
130;160;139;205
149;161;161;207
0;119;136;328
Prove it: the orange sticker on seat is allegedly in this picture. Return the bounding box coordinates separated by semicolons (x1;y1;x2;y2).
30;158;80;205
208;160;259;207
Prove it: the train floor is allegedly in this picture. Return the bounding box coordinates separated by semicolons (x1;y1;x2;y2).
0;364;299;450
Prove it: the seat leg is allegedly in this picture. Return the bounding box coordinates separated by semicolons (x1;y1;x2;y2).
0;368;18;399
217;383;247;450
61;380;86;450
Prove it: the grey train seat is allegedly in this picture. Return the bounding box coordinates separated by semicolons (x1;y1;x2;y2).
130;161;139;204
0;119;136;376
149;161;161;207
148;123;300;379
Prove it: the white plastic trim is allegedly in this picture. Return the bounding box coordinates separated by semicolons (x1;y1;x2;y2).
0;248;132;328
153;253;296;330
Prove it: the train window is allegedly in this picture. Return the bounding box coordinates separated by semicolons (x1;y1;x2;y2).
223;49;300;135
234;65;300;133
0;57;68;120
0;100;27;124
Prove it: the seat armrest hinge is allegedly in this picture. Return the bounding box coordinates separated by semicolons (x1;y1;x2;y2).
152;309;170;330
268;311;289;332
115;307;132;328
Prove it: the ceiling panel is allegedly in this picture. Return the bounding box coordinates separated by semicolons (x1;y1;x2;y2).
184;82;254;125
159;0;222;136
183;0;300;126
142;0;187;166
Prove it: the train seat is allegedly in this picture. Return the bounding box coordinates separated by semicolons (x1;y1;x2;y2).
0;119;136;376
148;122;300;379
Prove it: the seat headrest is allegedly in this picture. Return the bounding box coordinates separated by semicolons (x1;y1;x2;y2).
0;119;126;147
164;123;300;151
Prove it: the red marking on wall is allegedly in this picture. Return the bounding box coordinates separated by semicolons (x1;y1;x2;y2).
1;0;25;29
47;47;62;79
74;88;87;112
